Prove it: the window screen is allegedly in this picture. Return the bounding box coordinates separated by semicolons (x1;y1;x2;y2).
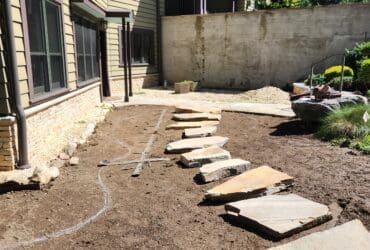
74;17;99;84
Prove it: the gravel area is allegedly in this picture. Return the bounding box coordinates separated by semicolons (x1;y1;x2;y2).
130;86;291;105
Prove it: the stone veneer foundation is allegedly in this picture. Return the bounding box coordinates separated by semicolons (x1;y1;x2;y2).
25;84;105;168
0;83;112;172
110;74;159;97
0;116;17;171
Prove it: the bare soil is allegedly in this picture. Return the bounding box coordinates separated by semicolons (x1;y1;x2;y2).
0;105;369;249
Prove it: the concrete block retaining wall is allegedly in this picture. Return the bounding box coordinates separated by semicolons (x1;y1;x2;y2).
162;4;370;89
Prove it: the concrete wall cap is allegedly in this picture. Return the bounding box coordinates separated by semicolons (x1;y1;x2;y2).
0;116;16;126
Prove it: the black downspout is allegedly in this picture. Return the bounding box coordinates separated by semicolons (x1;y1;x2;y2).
122;17;129;102
4;0;31;169
156;0;163;86
127;21;133;97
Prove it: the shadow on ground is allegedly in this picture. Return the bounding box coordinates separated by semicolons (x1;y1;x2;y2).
220;214;280;242
270;119;319;136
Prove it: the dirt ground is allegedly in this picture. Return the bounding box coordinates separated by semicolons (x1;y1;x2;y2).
0;105;369;249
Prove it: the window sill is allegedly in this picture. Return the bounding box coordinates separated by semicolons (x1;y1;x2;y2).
119;63;153;67
77;77;101;88
29;88;70;106
25;82;101;118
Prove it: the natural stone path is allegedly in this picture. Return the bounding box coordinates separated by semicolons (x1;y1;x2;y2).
109;96;295;118
163;105;370;247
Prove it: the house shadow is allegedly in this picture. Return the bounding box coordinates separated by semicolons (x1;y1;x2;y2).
270;120;319;136
0;182;40;195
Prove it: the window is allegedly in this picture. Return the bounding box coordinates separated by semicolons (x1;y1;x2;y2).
25;0;66;96
121;28;154;65
74;17;99;84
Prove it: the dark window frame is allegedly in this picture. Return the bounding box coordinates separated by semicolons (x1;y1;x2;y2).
20;0;69;105
119;27;155;67
72;15;100;87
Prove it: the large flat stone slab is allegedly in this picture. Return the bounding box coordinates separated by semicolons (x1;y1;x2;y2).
200;159;251;183
184;126;217;138
269;219;370;249
175;106;222;114
173;113;221;121
166;120;220;130
180;146;231;168
225;194;331;238
205;166;293;202
166;136;229;153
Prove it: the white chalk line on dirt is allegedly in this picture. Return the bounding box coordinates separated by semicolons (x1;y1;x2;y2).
132;109;167;176
0;118;149;249
1;109;167;249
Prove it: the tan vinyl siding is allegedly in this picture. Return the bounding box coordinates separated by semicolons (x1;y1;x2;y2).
92;0;108;10
0;1;12;115
14;0;78;108
107;0;161;81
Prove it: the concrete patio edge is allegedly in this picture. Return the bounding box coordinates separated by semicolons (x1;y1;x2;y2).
106;96;296;118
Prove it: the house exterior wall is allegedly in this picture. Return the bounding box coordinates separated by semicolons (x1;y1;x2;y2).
162;4;370;89
0;0;164;171
107;0;165;94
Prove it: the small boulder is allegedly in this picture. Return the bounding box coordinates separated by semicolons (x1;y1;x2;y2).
29;166;60;185
69;157;79;166
59;152;70;160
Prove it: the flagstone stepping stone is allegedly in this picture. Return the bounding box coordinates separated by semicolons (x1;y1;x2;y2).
184;126;217;138
180;146;231;168
166;120;219;130
225;194;332;238
205;166;293;202
166;136;229;153
173;113;221;121
200;159;251;183
175;106;222;114
269;219;370;249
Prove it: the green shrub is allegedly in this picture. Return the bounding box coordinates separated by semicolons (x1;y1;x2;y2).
304;74;325;86
346;41;370;74
324;65;354;82
351;135;370;154
327;76;353;90
316;104;370;141
367;89;370;97
356;59;370;92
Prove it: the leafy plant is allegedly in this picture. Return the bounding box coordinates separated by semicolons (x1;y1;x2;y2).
327;76;353;90
316;104;370;141
346;41;370;74
351;135;370;154
304;74;325;86
356;59;370;91
324;65;354;82
367;89;370;97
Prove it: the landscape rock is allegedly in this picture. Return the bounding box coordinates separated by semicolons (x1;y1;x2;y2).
166;136;229;153
59;152;70;160
292;93;368;122
184;126;217;138
67;142;78;156
69;157;79;166
166;120;219;130
269;219;370;249
29;165;60;185
225;194;332;238
49;158;67;169
200;159;251;183
293;82;310;95
205;165;294;202
175;106;222;114
180;146;231;168
173;113;221;121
